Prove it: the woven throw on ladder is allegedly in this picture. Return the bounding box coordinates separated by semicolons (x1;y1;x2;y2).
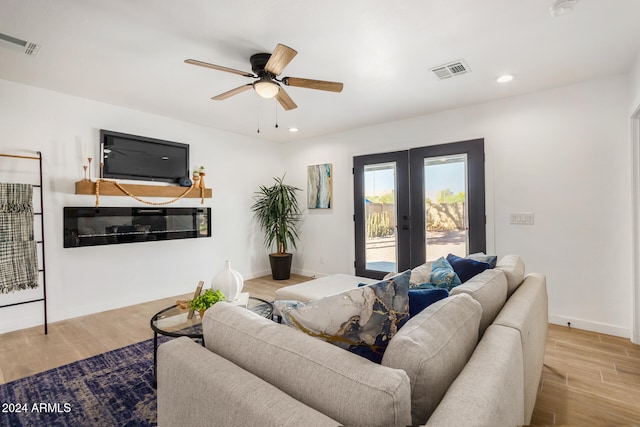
0;183;38;294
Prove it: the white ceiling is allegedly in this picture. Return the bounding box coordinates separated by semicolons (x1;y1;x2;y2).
1;0;640;142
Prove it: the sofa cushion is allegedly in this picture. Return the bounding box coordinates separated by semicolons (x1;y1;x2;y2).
429;257;462;290
446;253;491;283
495;255;525;296
203;303;413;427
408;288;449;317
450;269;508;336
158;337;342;427
275;270;410;363
381;293;482;426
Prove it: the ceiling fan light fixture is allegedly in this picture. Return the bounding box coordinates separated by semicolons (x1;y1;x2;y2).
254;79;280;99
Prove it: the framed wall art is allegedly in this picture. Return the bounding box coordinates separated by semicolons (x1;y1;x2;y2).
307;163;332;209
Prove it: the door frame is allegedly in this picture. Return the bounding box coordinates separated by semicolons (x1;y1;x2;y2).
353;150;410;280
409;139;486;267
353;138;485;279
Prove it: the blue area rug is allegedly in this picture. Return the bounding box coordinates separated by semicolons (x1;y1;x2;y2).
0;337;166;426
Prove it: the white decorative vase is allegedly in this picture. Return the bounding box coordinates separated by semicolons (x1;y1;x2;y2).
211;260;243;301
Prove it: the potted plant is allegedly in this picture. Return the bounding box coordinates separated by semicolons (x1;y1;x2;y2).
251;175;302;280
189;289;226;318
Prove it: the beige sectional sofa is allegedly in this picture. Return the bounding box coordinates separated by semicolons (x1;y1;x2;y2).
157;255;547;427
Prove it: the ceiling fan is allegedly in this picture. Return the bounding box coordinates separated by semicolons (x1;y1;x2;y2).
185;43;343;111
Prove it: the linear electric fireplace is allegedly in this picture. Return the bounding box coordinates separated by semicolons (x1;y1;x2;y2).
64;207;210;248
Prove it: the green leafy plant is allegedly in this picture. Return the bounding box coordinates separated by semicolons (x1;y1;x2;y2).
189;289;225;312
251;174;302;254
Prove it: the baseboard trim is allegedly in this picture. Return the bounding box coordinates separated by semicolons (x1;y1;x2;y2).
549;313;630;339
243;269;272;281
244;268;325;281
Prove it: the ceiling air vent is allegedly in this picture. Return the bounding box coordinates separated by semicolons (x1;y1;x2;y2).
0;32;41;56
430;60;470;80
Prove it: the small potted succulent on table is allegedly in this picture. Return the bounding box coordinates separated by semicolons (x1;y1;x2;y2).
189;289;226;319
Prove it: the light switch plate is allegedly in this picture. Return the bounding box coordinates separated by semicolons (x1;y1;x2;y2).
510;212;534;225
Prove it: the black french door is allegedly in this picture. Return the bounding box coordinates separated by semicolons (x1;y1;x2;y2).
354;139;485;279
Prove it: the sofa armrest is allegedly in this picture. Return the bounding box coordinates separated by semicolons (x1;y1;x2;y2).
425;325;525;427
203;302;413;427
494;273;548;424
157;337;340;427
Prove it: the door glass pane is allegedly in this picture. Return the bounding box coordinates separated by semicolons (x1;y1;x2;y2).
364;163;397;272
424;155;468;261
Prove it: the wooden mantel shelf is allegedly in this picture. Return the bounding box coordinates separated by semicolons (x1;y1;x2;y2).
75;180;212;199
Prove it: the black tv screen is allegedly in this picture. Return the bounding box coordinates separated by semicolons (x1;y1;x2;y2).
100;130;189;184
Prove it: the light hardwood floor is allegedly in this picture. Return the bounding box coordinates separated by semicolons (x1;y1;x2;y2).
0;274;311;385
531;324;640;425
1;274;639;425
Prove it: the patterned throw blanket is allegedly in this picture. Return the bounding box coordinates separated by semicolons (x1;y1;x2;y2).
0;183;38;294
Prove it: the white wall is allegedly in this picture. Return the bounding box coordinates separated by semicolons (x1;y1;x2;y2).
0;79;281;334
1;73;636;339
284;74;633;338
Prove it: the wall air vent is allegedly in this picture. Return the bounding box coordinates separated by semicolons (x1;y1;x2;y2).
0;32;41;56
430;60;470;80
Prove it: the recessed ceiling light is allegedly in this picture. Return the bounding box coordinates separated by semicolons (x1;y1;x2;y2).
288;127;299;132
496;74;515;83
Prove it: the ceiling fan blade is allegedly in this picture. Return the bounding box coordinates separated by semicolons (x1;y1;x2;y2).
185;59;255;78
283;77;343;93
211;84;253;100
265;44;297;76
275;87;297;111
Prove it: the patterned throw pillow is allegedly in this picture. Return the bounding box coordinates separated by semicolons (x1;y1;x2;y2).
446;253;491;283
429;257;462;290
276;270;411;363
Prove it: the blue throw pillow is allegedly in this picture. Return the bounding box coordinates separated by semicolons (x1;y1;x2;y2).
446;253;491;283
466;252;498;268
277;270;410;364
408;288;449;317
429;257;462;290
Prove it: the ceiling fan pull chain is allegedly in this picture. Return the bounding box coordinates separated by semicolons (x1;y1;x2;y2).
275;100;279;129
257;103;260;133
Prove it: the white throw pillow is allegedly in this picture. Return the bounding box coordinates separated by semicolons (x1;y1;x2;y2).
410;262;432;287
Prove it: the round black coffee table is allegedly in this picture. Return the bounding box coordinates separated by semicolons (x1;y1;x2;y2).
150;297;273;385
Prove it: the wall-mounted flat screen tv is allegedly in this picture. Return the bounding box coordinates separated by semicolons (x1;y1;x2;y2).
100;130;189;184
